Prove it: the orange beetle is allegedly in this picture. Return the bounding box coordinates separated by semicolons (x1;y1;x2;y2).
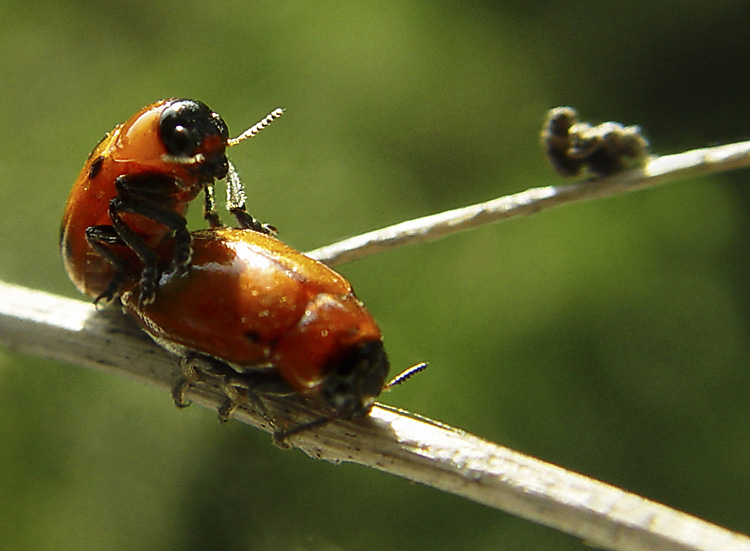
119;228;395;437
60;99;281;304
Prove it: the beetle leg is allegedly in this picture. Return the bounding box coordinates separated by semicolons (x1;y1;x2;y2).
172;352;305;443
108;199;161;306
203;184;223;228
226;161;277;234
217;379;246;422
172;377;192;408
111;174;193;304
219;374;281;432
231;209;278;235
85;225;128;304
172;355;203;408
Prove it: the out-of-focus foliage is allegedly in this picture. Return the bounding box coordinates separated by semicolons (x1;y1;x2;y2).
1;1;749;549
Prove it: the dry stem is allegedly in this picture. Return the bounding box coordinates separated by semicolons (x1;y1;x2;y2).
308;140;750;266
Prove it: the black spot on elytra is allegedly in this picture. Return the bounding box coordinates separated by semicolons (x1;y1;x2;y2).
89;155;104;180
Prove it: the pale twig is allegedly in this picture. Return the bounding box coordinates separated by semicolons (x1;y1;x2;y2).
1;281;748;551
307;140;750;265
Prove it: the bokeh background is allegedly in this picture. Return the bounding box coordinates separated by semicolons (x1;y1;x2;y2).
1;2;749;549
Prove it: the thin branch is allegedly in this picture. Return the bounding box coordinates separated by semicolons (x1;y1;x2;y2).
307;140;750;265
1;282;749;551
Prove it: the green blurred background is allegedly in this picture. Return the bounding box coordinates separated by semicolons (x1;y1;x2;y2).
1;1;749;549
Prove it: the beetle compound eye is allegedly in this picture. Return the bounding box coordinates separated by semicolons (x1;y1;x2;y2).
167;124;198;157
160;103;202;157
159;99;226;157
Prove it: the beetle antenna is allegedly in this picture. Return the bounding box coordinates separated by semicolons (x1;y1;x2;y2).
228;108;285;146
385;362;428;390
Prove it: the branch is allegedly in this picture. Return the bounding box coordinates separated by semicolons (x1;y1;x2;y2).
307;140;750;265
2;282;749;551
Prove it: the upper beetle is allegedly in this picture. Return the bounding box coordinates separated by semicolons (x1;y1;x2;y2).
60;98;281;304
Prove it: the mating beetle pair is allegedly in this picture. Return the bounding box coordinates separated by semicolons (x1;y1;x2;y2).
60;99;420;440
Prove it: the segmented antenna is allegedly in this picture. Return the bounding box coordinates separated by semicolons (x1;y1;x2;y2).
385;362;428;390
227;108;285;147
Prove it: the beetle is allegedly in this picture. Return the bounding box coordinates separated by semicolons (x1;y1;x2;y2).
60;98;282;305
118;227;417;440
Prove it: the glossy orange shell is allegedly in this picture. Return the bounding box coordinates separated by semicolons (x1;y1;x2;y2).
120;228;383;393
